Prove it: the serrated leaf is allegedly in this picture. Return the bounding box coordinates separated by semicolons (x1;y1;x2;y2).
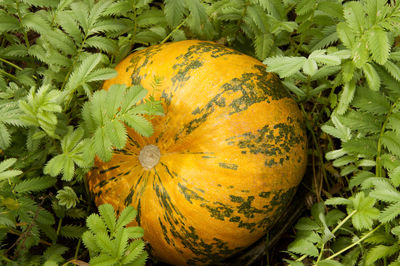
337;80;356;115
121;240;146;264
368;26;389;65
336;22;354;49
379;202;400;223
302;59;318;76
126;227;144;239
352;39;369;68
384;60;400;82
99;204;116;234
84;36;118;54
85;216;107;238
295;217;320;231
341;138;377;157
90;254;117;266
362;63;380;91
164;0;186;28
365;244;398;265
122;114;153;137
116;206;137;229
296;0;316;16
390;166;400;187
351;192;380;230
288;239;319;257
82;231;100;253
264;56;307;78
85;68;117;83
0;123;11;150
343;2;364;34
325;197;352;206
114;228;129;258
94;126;113;162
60;225;86;239
65;53;103;93
382;131;400;158
254;33;274;60
14;176;56;193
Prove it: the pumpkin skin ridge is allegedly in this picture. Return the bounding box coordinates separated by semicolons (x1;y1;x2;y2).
87;40;307;265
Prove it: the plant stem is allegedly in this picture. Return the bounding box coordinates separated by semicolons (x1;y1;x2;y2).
0;69;17;80
160;18;187;44
0;57;23;71
325;224;382;260
376;98;400;177
332;209;357;235
56;217;63;236
74;238;82;259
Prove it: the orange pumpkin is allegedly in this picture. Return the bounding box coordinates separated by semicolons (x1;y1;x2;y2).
87;40;307;265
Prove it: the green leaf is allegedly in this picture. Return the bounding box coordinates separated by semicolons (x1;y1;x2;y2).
14;176;56;193
365;244;398;265
84;36;118;54
56;186;79;209
379;202;400;223
337;80;356;115
336;22;354;49
367;26;390;65
82;231;100;253
254;33;274;60
94;127;113;162
352;39;369;68
343;2;364;34
0;13;20;33
351;192;380;230
296;0;316;16
294;217;320;231
302;59;318;76
99;204;116;234
65;53;103;93
325;197;351;206
105;120;127;150
362;63;380;91
126;227;145;239
164;0;186;28
382;131;400;158
90;254;117;266
287;239;319;257
0;158;22;181
115;206;137;229
120;240;146;264
114;228;129;258
264;56;307;78
383;60;400;82
316;260;343;266
122;114;153;137
60;225;86;239
95;231;115;255
86;214;108;234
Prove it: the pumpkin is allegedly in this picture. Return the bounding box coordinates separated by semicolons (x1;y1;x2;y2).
87;40;307;265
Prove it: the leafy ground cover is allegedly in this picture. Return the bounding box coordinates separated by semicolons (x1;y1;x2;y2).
1;0;400;265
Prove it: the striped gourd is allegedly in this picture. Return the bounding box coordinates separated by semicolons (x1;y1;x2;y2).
87;40;307;265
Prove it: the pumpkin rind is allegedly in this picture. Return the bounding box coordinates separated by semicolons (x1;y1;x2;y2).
87;40;307;265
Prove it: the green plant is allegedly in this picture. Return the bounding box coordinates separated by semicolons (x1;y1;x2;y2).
82;204;147;266
1;0;400;264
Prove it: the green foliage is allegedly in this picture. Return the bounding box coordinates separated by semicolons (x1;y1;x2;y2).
82;204;147;266
0;0;399;264
273;0;400;265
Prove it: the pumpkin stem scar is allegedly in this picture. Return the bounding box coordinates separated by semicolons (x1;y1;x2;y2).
139;145;161;170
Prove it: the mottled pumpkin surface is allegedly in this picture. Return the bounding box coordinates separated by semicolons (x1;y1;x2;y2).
87;40;307;265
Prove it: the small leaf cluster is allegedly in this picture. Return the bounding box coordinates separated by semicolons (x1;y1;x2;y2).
82;204;147;266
